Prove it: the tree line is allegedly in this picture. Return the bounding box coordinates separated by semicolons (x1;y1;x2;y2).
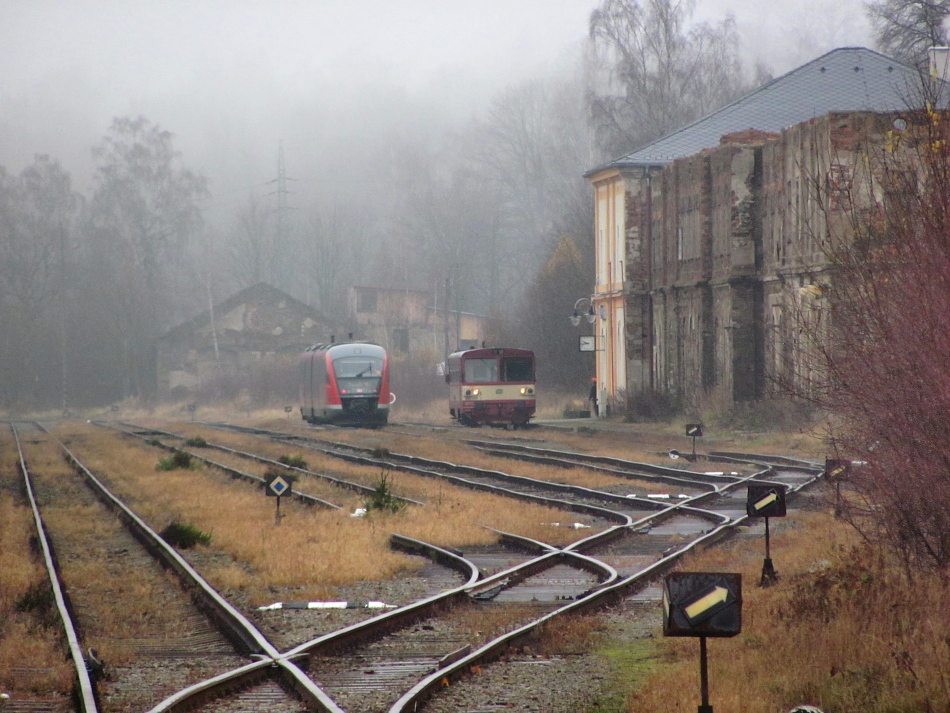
0;0;935;411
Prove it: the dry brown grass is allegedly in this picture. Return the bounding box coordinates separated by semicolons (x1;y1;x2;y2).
0;431;77;694
251;420;708;496
451;601;544;640
53;422;605;606
622;507;950;712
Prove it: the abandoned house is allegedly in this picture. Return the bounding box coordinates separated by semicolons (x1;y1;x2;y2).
585;46;932;413
349;285;494;362
156;282;333;400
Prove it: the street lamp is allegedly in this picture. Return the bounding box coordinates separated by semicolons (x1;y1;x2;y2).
570;297;597;326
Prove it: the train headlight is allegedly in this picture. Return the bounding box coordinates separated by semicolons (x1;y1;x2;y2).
520;387;535;396
471;388;480;397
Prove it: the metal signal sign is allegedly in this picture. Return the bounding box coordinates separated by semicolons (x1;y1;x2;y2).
663;572;742;638
266;474;292;498
685;423;703;437
824;458;851;480
746;484;787;518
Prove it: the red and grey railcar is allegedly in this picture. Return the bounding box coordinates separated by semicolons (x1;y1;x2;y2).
299;342;391;426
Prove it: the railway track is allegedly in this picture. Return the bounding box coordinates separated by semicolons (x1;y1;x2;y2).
5;418;825;713
8;421;337;712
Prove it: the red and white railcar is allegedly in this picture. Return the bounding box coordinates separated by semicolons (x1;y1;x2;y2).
299;342;391;426
446;347;535;428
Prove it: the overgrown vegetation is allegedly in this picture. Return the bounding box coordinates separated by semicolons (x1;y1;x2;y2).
364;470;404;513
160;521;212;549
156;450;195;471
618;510;950;712
263;466;299;485
621;389;680;422
786;90;950;571
183;436;207;447
277;454;307;469
14;582;58;630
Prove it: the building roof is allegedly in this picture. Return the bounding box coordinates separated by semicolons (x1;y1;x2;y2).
590;47;924;173
158;282;326;342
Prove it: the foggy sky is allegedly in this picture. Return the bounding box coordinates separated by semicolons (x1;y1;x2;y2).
0;0;872;211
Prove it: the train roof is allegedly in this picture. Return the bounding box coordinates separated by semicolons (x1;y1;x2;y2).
304;341;385;354
447;346;534;359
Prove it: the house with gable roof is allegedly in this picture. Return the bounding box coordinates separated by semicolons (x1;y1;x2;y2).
156;282;335;400
584;47;929;414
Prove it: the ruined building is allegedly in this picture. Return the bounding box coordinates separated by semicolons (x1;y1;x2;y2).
585;47;930;412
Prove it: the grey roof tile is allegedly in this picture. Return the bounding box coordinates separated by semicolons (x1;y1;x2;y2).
593;47;925;171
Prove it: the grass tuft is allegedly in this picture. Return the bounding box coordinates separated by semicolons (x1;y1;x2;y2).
278;454;308;469
156;450;194;471
364;470;404;513
183;436;208;447
160;521;212;548
15;582;57;628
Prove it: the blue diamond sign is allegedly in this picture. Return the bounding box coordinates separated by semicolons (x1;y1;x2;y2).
266;474;292;497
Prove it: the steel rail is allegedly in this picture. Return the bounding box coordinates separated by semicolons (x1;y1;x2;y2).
388;459;824;713
109;420;423;507
389;534;481;587
106;421;345;510
33;422;344;713
467;439;738;488
214;424;639;526
11;423;100;713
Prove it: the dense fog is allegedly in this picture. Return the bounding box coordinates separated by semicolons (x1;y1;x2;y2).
0;0;872;409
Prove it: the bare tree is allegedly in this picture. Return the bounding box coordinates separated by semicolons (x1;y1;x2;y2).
229;193;275;287
88;116;208;399
789;95;950;570
865;0;950;66
515;235;594;392
301;200;366;317
588;0;756;157
0;155;82;408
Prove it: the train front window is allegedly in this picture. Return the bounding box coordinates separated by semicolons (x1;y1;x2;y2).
332;356;383;392
502;357;534;382
465;358;498;383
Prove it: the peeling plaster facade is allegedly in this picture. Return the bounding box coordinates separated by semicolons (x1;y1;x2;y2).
589;112;898;411
585;47;927;413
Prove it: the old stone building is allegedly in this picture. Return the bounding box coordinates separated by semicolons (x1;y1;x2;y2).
156;283;332;399
585;47;927;413
349;285;494;363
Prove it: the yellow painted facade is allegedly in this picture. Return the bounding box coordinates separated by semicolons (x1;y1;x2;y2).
589;168;627;415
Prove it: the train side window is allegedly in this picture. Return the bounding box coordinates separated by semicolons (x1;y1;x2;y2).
502;357;534;382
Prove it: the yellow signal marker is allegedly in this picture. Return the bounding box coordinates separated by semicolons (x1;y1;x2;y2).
684;586;729;622
753;491;778;512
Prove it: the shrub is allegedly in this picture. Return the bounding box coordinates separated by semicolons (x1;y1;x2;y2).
156;450;194;471
16;582;56;626
621;389;680;422
710;398;817;433
263;467;298;484
278;454;307;469
364;470;404;513
184;436;208;447
160;521;211;548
